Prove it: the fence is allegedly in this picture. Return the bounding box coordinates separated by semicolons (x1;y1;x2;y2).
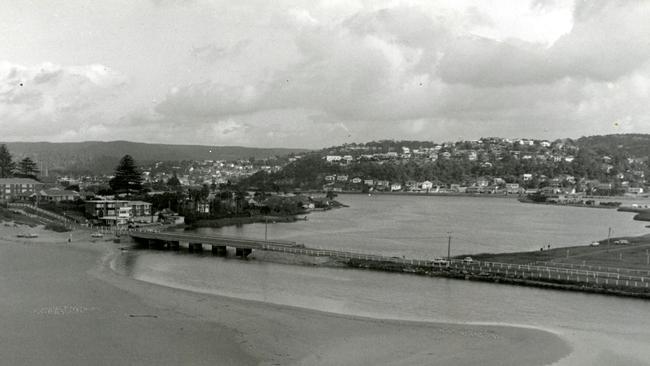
8;202;86;230
533;260;650;277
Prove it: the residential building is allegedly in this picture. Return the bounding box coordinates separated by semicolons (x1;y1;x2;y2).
85;200;153;225
0;178;43;201
476;178;490;187
38;188;80;202
505;183;520;194
628;187;644;194
421;181;433;191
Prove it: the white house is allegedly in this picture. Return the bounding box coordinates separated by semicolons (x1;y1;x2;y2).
420;181;433;191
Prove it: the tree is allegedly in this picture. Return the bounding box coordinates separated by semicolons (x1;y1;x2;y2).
109;155;143;194
167;174;181;190
16;157;39;179
0;144;15;178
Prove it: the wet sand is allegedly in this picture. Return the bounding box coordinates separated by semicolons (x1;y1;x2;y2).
0;223;571;365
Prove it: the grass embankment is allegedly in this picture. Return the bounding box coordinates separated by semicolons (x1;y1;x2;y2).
188;215;308;228
468;234;650;270
343;234;650;299
617;206;650;222
0;206;47;227
1;207;72;232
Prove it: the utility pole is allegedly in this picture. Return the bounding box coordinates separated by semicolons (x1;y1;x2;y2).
608;227;612;245
447;232;452;262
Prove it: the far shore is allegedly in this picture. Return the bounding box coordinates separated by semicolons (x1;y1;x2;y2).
0;221;572;366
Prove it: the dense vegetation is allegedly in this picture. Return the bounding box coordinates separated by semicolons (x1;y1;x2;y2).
2;141;308;175
240;135;650;192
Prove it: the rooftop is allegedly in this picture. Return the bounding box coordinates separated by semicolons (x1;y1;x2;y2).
0;178;42;185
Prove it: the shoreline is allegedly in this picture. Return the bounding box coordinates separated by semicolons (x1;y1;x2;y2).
0;222;572;366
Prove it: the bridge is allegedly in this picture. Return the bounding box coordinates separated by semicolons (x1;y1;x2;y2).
128;230;650;293
129;230;303;257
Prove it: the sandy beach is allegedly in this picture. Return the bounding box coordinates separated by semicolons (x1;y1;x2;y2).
0;223;571;365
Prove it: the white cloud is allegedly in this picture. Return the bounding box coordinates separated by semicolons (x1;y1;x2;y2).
0;61;128;141
2;0;650;147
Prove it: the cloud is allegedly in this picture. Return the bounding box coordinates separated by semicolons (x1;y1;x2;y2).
439;1;650;86
4;1;649;148
142;1;650;148
0;61;128;141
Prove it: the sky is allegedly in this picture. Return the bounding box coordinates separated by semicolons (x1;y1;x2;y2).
1;0;650;148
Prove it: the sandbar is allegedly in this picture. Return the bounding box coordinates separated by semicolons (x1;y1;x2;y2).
0;223;571;365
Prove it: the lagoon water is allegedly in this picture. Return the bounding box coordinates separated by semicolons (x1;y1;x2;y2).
133;195;650;365
191;194;649;258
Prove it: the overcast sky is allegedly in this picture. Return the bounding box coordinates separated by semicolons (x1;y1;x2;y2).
1;0;649;148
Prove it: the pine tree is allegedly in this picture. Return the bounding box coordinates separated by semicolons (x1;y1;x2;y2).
167;174;181;189
16;157;39;179
0;144;15;178
109;155;143;194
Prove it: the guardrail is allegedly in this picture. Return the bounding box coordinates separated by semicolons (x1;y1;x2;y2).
533;260;650;277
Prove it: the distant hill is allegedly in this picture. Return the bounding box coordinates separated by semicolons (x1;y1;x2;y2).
575;134;650;157
2;141;309;175
241;133;650;192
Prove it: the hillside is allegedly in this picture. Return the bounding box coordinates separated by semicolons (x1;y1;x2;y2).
241;134;650;193
2;141;308;175
575;134;650;157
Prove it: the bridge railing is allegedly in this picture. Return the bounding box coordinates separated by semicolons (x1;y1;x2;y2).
124;229;650;289
532;260;650;277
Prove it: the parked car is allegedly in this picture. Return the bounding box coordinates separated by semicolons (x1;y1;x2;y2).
590;241;600;247
463;256;474;263
91;232;103;238
433;257;449;265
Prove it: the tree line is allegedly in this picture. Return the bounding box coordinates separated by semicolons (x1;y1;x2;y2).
0;144;41;179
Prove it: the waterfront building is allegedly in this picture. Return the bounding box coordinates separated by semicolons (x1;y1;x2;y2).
84;199;153;225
